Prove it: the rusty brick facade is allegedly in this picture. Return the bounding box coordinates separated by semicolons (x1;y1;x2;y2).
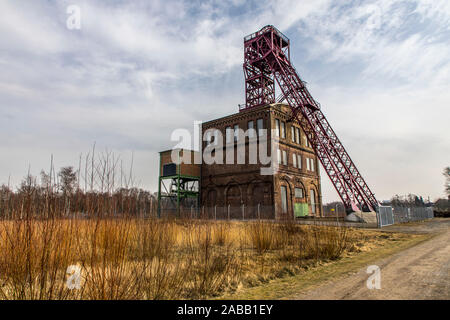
201;103;323;219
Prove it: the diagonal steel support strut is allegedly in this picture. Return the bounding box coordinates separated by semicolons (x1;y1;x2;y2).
242;25;378;213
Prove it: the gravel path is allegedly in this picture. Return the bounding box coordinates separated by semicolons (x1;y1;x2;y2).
292;219;450;300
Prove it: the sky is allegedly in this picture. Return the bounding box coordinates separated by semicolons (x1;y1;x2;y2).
0;0;449;202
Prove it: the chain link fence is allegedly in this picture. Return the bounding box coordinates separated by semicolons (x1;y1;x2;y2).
378;206;395;227
159;204;435;228
378;205;434;227
159;205;276;220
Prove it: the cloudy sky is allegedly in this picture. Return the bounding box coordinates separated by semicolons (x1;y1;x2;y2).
0;0;449;202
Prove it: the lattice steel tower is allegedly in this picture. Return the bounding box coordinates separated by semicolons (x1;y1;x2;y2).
242;26;378;213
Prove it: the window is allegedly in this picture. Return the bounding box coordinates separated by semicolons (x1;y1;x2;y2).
275;119;280;137
296;128;300;144
257;118;264;136
282;150;287;165
281;186;288;214
306;158;315;172
226;126;232;144
277;149;282;165
295;188;304;199
305;135;312;148
234;124;239;142
248;120;255;138
293;153;297;168
281;121;286;139
291;126;295;142
297;154;302;169
310;189;316;214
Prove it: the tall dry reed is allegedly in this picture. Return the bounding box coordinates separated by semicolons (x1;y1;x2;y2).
0;155;356;300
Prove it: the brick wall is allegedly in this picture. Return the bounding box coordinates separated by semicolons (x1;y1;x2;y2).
200;103;323;219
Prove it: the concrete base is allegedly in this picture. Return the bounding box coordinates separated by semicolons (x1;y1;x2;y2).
345;212;363;222
345;211;378;224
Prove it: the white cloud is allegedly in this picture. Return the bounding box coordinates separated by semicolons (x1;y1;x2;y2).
297;0;450;85
0;0;448;203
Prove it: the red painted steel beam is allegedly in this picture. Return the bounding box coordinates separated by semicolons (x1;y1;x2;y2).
242;25;378;212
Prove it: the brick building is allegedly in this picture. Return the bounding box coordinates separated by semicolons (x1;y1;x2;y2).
201;103;323;219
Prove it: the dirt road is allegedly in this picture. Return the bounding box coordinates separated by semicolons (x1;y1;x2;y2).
293;219;450;300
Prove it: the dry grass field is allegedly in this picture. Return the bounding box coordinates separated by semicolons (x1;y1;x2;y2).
0;215;412;300
0;158;417;300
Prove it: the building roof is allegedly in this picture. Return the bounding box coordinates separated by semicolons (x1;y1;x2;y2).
159;148;200;155
202;103;289;126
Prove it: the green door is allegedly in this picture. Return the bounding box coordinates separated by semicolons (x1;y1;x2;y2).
294;203;309;217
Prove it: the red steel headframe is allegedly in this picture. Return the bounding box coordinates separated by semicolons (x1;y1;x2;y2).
243;25;378;213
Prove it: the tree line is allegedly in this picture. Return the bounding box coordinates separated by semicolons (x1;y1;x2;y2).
0;164;157;219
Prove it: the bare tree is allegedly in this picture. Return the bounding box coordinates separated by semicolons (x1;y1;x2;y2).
0;184;11;200
40;170;51;189
58;166;77;196
390;194;425;207
18;173;38;195
444;167;450;196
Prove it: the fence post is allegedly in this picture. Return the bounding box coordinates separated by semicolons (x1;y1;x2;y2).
228;204;230;220
336;206;340;226
242;204;245;220
376;210;380;228
258;203;261;220
214;205;217;220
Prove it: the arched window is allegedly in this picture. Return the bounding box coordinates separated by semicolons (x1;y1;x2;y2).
207;189;217;207
280;185;288;214
310;189;316;214
295;187;304;199
226;185;241;206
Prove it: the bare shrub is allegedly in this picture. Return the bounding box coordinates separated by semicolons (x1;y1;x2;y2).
248;221;274;254
0;218;78;299
182;223;240;298
307;225;351;260
0;157;361;300
212;222;230;246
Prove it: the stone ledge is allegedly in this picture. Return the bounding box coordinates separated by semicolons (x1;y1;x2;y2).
345;211;378;224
